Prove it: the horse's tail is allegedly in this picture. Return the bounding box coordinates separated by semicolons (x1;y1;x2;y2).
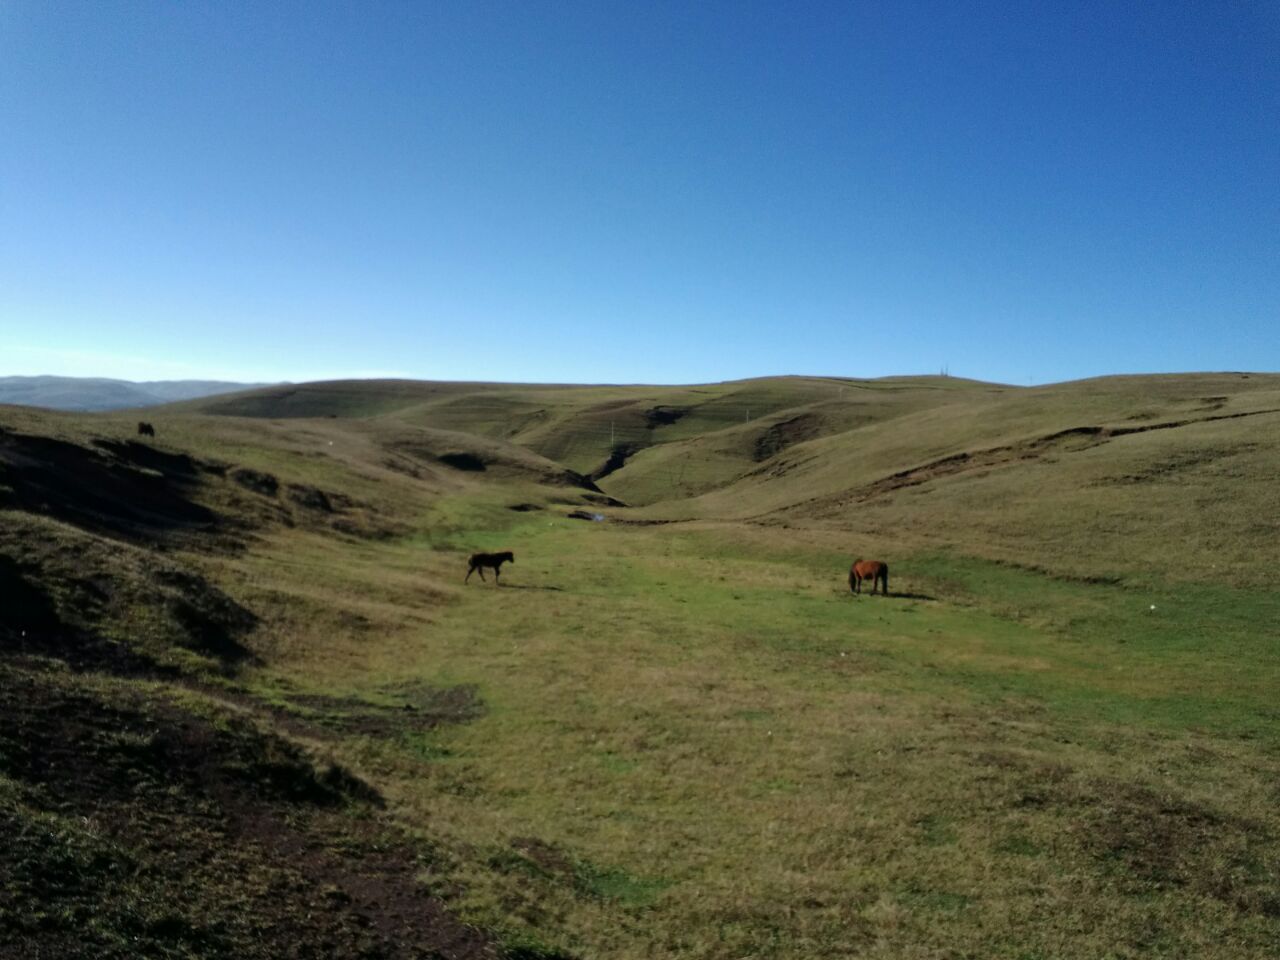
849;568;856;593
882;565;889;595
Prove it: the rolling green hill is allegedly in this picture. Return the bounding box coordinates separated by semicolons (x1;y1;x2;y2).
186;371;1280;586
3;372;1278;959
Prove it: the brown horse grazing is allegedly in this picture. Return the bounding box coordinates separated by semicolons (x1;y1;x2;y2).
465;551;515;585
849;559;889;596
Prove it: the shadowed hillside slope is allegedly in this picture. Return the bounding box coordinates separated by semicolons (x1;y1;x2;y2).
0;406;581;959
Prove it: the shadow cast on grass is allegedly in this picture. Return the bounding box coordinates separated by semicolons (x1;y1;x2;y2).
843;591;938;601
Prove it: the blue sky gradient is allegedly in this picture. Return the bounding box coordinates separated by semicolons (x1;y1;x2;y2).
2;1;1277;385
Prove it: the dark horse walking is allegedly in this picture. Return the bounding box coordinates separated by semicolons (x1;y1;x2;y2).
465;551;514;585
137;421;156;437
849;559;889;596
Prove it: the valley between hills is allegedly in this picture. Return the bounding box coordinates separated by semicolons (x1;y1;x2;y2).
3;373;1278;959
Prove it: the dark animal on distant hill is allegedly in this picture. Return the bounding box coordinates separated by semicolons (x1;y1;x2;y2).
465;551;515;585
849;559;889;596
137;422;155;437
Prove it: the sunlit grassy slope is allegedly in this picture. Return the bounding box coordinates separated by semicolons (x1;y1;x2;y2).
189;374;999;477
5;371;1278;959
191;371;1280;586
249;512;1279;959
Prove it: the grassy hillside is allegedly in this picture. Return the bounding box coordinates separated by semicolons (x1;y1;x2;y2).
3;372;1278;958
186;375;999;478
637;373;1280;586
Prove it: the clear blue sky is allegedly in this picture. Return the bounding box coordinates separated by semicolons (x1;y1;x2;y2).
2;1;1277;385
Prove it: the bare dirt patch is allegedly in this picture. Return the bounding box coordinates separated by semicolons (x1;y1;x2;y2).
286;482;334;511
580;492;625;507
590;442;642;481
753;413;822;462
230;466;280;496
644;406;688;428
274;685;485;739
440;451;487;472
0;663;500;960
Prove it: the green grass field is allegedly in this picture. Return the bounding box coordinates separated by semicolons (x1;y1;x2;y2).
3;373;1278;958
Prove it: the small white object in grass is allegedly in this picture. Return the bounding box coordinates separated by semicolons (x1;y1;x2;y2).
766;730;772;736
1150;604;1157;611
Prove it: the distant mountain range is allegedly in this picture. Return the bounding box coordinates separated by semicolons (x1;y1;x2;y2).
0;376;272;411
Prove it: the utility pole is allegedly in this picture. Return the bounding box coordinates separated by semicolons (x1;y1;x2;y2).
610;421;615;445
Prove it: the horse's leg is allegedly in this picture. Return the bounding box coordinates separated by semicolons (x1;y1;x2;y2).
882;570;888;596
465;565;474;583
494;564;501;585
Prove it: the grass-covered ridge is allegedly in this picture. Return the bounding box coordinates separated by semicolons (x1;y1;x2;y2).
3;371;1278;958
